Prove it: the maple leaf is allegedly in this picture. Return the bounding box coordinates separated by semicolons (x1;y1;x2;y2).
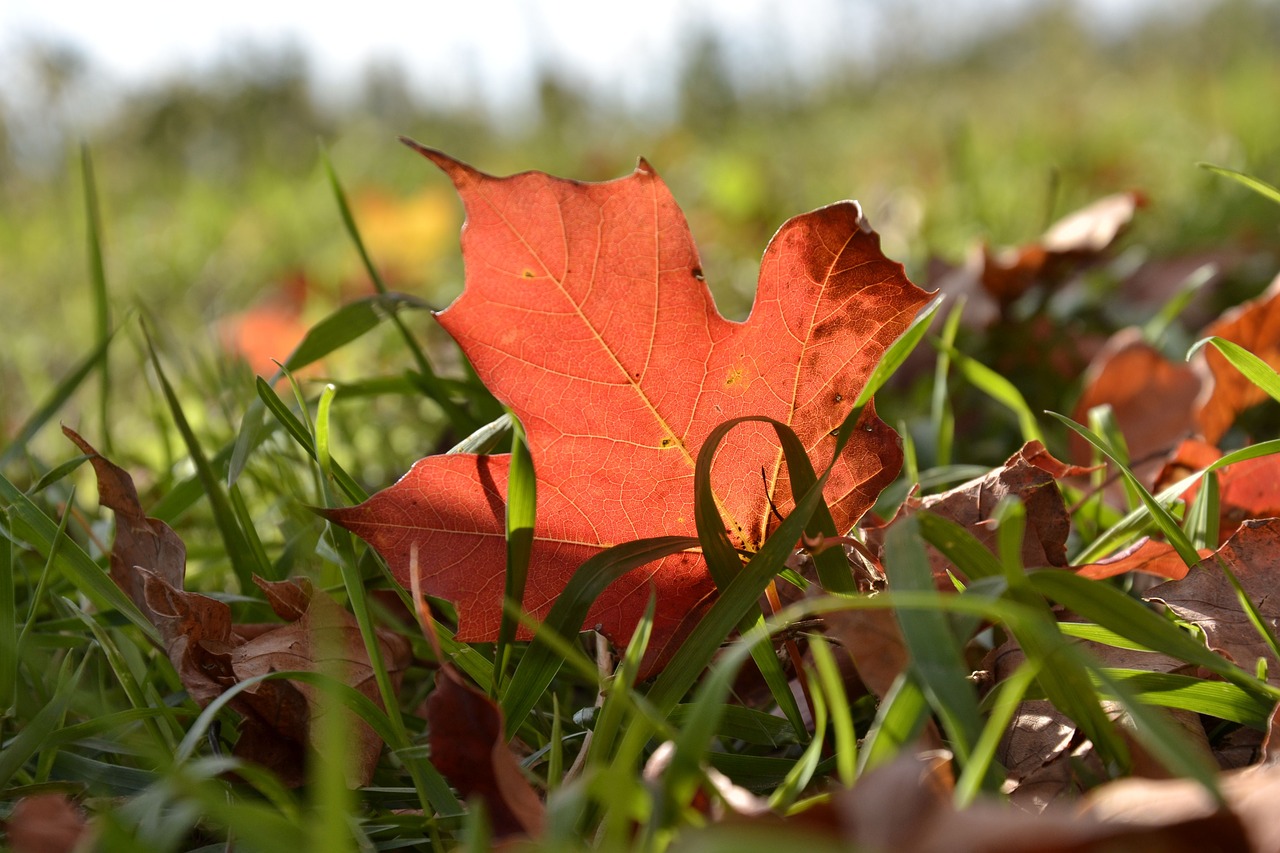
325;145;931;673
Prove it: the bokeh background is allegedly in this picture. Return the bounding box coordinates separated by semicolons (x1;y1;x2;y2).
2;0;1278;475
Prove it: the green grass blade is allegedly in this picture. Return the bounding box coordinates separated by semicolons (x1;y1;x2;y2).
0;653;88;788
1049;411;1200;567
1089;664;1223;801
942;342;1043;444
883;516;984;767
256;378;367;504
80;144;113;454
1099;668;1272;728
0;511;14;713
854;294;945;407
956;658;1039;808
931;298;965;468
1189;336;1280;404
1199;162;1280;206
1143;263;1216;346
1027;570;1276;699
144;329;258;590
448;413;514;455
496;417;536;695
322;147;482;434
809;635;856;787
1071;439;1280;564
587;592;655;769
858;671;931;773
0;473;159;642
646;408;867;717
501;535;700;738
0;333;116;468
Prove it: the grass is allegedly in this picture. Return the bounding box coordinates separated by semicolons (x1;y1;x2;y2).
3;3;1280;849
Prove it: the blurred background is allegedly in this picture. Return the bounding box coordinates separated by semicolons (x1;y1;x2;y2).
2;0;1278;476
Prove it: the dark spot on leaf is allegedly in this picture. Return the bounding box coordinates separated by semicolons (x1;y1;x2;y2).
522;269;535;279
660;437;673;448
692;267;704;281
834;393;843;403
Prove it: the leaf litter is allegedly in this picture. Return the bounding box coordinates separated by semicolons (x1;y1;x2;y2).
43;152;1280;850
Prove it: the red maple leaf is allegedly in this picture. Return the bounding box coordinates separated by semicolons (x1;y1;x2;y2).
326;144;931;672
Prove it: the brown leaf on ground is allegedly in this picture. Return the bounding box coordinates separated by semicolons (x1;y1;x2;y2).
145;573;411;787
1157;439;1280;543
1196;273;1280;444
1068;328;1201;486
427;665;546;839
823;604;910;700
866;441;1076;587
977;191;1145;311
1146;518;1280;679
62;426;185;619
5;794;92;853
66;428;409;787
711;745;1249;853
1074;537;1209;582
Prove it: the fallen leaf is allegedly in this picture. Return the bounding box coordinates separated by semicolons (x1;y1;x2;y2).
1146;518;1280;679
1074;537;1208;582
1157;438;1280;542
62;426;185;620
427;665;546;839
67;429;410;786
5;794;91;853
706;743;1247;853
144;572;411;787
866;441;1077;587
1196;272;1280;444
217;271;318;379
326;146;931;674
1068;328;1202;485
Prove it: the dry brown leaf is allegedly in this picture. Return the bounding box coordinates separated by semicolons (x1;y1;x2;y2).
66;428;410;787
5;794;92;853
427;665;546;839
1146;518;1280;679
867;441;1077;587
823;604;910;700
63;426;185;620
1196;273;1280;444
1068;328;1201;485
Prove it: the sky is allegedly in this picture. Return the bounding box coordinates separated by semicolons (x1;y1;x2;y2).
0;0;1211;121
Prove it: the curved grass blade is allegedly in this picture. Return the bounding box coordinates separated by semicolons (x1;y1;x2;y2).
1049;411;1199;567
1199;162;1280;206
1027;570;1277;699
1072;438;1280;564
646;407;867;717
1189;336;1280;405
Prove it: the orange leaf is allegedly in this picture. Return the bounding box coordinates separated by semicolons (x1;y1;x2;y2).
326;147;931;674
